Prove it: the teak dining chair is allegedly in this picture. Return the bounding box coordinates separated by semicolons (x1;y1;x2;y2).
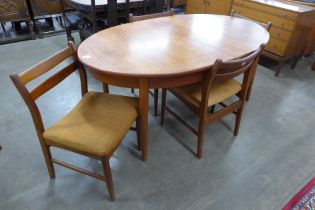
10;42;141;201
160;45;265;159
230;10;272;101
129;10;174;116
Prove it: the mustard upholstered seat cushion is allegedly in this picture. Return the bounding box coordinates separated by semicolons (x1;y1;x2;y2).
172;79;242;107
43;92;138;156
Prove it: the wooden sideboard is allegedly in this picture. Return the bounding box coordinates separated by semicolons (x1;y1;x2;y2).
232;0;315;76
186;0;232;15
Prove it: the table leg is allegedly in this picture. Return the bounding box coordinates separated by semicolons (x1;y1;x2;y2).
139;78;149;161
312;61;315;71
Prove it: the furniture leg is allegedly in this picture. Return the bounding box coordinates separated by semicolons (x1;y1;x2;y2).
26;21;35;39
312;61;315;71
0;145;2;150
136;117;142;151
234;104;245;136
246;79;254;101
45;17;54;29
1;23;5;32
291;55;300;69
197;115;207;159
210;105;215;113
275;60;284;77
60;0;74;42
34;20;43;38
102;157;115;201
139;78;149;161
160;89;167;125
41;145;55;179
153;89;159;116
102;83;109;93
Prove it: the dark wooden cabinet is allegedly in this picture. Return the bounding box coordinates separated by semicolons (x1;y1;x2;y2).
0;0;35;44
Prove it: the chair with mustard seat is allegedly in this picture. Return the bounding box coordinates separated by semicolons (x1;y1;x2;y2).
129;10;174;116
10;42;141;201
230;10;272;101
160;45;265;159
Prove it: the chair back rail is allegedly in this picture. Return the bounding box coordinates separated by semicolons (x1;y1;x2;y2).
200;44;265;112
215;45;265;81
10;42;88;142
19;46;75;84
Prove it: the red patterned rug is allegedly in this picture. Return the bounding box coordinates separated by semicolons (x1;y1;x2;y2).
282;177;315;210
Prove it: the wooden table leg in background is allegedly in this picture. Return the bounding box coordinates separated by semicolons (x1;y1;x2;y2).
139;78;149;161
312;61;315;71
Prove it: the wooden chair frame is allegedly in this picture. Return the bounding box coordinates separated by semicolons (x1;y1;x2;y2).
10;42;140;201
160;45;265;159
128;10;174;116
230;10;272;101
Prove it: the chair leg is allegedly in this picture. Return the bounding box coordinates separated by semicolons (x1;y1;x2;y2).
136;117;142;151
41;146;55;179
102;157;115;201
197;116;207;159
102;83;109;93
154;89;159;116
160;89;167;125
131;88;135;94
234;105;245;136
246;80;254;101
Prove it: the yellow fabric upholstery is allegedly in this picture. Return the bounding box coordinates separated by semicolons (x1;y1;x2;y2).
43;92;138;156
172;79;242;107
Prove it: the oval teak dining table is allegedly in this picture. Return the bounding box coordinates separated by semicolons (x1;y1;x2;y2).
78;14;270;161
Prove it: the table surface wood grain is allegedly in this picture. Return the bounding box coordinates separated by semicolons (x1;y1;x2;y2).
78;14;270;77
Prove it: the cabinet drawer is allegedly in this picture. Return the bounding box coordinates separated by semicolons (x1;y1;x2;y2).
207;0;232;15
186;0;206;13
232;5;296;31
269;27;292;42
265;37;288;56
233;0;298;21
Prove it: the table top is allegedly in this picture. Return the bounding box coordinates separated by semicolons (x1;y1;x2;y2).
78;14;270;77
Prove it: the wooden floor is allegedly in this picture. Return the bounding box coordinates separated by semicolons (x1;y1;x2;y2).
0;33;315;209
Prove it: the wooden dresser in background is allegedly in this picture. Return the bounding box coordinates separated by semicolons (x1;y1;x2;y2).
232;0;315;76
186;0;232;15
186;0;315;76
287;0;315;56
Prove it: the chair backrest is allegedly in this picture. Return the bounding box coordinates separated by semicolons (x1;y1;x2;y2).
129;10;174;22
200;45;265;107
214;44;265;81
230;10;272;31
9;42;87;142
